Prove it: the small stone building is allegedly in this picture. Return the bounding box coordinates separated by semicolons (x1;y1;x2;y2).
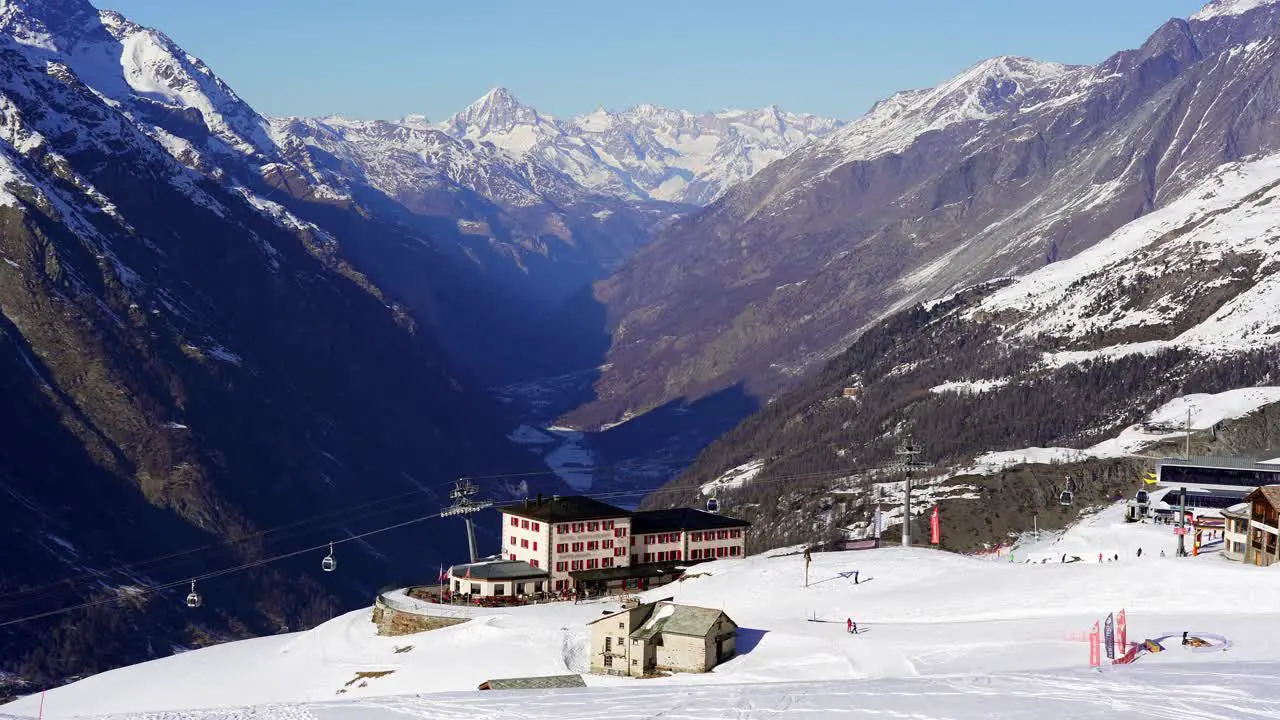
588;600;737;677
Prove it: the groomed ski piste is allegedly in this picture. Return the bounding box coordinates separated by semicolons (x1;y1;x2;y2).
6;503;1280;719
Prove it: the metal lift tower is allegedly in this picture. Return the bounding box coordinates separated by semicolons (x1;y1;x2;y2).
441;479;492;563
894;441;929;548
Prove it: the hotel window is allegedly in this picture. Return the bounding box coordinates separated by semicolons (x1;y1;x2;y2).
531;559;540;568
674;550;682;560
691;549;700;560
557;543;567;553
522;520;530;529
532;542;538;551
615;527;627;537
588;522;599;532
521;539;529;548
572;560;584;570
556;561;567;571
509;535;516;545
602;557;613;568
603;520;614;530
692;532;702;542
510;517;519;527
558;524;568;534
574;523;585;533
603;539;613;549
643;553;653;563
572;542;584;552
730;546;741;556
532;522;540;532
587;559;598;569
615;547;626;556
657;551;666;562
588;541;599;551
471;584;481;594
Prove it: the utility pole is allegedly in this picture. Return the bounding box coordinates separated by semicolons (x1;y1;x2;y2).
440;479;493;563
1176;486;1187;558
895;441;927;548
1033;513;1039;541
1185;408;1192;459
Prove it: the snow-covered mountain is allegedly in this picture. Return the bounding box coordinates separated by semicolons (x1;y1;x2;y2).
438;87;844;205
566;0;1280;430
0;0;574;690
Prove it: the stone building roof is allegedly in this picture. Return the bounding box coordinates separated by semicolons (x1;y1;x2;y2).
477;674;586;690
628;602;734;641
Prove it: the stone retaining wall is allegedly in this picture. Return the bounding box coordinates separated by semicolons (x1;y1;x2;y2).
372;591;472;637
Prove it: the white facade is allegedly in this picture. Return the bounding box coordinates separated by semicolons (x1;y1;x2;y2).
502;510;633;591
502;513;552;571
631;527;745;565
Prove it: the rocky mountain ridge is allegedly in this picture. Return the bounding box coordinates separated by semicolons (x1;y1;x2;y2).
567;0;1280;430
0;0;567;689
643;146;1280;554
437;86;844;205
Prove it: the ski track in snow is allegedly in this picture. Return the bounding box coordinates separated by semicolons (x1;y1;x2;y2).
12;501;1280;719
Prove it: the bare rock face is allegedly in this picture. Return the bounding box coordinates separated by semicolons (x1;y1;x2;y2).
0;0;571;687
570;2;1280;430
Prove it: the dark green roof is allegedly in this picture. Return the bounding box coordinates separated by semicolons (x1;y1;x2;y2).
478;674;586;690
631;508;750;534
499;496;629;523
569;564;684;582
450;560;547;580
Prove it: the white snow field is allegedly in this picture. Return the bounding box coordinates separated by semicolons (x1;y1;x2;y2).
7;504;1280;719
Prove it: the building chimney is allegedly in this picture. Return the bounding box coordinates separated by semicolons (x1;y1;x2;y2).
537;493;544;505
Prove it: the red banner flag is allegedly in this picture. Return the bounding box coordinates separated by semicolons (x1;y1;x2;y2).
930;505;941;545
1117;609;1127;656
1089;620;1101;668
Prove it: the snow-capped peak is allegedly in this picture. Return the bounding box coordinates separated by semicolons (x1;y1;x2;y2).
1191;0;1280;21
443;86;543;137
436;93;843;204
823;55;1079;165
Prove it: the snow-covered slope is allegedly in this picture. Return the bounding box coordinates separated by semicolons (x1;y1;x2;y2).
438;87;843;204
965;387;1280;473
978;153;1280;364
9;508;1280;718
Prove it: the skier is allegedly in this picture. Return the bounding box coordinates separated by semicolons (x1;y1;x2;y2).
854;570;860;585
1160;549;1166;557
1098;553;1103;563
1137;547;1143;558
847;618;854;634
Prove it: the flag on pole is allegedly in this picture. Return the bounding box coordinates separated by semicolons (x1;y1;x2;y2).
929;505;941;545
1104;613;1116;660
1117;609;1127;655
1089;620;1101;668
438;564;446;582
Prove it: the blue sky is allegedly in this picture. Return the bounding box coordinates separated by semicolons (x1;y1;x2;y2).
98;0;1208;121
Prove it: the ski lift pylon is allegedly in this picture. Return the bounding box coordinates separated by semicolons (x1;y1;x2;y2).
321;542;337;573
185;580;202;608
